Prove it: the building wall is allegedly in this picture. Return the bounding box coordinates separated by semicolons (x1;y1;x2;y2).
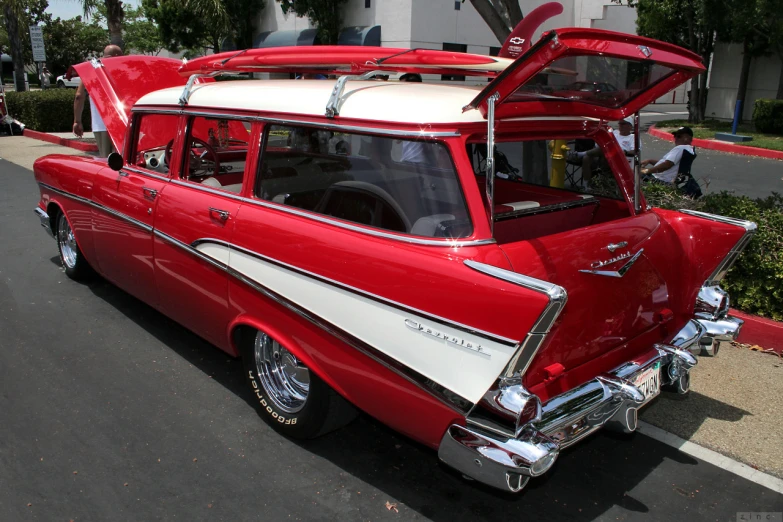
705;42;783;121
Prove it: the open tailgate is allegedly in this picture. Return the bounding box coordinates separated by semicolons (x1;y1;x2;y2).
466;28;705;120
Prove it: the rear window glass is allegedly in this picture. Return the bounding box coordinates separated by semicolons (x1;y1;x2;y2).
256;125;472;239
509;55;676;108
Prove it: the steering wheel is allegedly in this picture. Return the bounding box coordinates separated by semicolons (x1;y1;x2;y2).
165;137;220;178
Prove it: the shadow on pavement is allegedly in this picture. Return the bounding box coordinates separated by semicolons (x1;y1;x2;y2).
77;275;724;520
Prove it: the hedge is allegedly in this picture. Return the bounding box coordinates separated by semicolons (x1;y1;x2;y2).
752;99;783;134
6;89;92;133
645;184;783;321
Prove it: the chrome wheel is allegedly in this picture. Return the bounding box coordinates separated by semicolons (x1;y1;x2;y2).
254;332;310;414
58;214;78;269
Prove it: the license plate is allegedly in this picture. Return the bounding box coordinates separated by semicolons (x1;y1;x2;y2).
633;362;661;402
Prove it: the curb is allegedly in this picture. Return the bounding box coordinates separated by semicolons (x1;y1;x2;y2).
731;308;783;354
23;129;98;153
648;125;783;161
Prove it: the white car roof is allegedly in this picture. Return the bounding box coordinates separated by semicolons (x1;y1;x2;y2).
136;80;492;125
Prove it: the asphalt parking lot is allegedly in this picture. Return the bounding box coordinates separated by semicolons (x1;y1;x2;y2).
1;156;782;521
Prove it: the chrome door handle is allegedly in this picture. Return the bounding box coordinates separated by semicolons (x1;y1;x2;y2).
142;187;158;199
209;207;230;221
118;170;129;177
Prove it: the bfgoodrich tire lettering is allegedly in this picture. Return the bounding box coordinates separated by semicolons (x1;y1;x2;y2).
242;330;356;439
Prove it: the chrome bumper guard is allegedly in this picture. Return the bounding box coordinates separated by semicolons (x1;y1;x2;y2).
439;343;697;492
34;207;53;238
688;284;744;355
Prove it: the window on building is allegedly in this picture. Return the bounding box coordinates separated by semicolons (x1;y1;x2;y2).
441;43;467;82
489;46;501;57
454;1;460;10
256;125;472;238
365;0;370;7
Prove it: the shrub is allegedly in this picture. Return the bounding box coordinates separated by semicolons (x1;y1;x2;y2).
643;183;783;321
6;89;92;133
752;99;783;134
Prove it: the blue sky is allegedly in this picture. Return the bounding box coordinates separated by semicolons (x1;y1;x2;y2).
46;0;140;21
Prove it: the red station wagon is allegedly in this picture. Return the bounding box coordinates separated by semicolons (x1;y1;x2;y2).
33;28;754;493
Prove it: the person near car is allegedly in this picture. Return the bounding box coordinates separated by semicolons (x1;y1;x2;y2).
640;126;694;184
399;73;426;163
572;116;638;189
73;45;123;157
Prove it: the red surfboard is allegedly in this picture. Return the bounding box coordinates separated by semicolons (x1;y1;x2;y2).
179;46;514;78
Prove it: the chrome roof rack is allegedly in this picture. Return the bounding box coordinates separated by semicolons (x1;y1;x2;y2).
179;72;219;106
325;69;385;118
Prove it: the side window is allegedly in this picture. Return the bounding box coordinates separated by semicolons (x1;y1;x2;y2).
256;125;472;238
130;113;180;174
180;116;252;194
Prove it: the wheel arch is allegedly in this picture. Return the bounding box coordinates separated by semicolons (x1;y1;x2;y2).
228;315;351;399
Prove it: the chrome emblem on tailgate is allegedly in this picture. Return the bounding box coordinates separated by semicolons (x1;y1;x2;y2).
580;249;644;278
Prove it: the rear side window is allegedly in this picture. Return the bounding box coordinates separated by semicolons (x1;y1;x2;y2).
256;125;472;239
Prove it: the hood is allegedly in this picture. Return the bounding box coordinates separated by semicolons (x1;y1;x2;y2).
72;56;189;152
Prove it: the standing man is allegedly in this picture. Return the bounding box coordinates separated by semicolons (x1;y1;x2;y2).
640;126;694;184
571;117;639;189
73;45;123;157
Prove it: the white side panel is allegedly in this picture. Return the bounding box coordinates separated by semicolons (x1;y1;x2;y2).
196;242;231;266
197;244;517;403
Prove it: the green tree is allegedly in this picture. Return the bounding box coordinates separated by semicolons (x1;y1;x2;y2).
462;0;524;44
80;0;124;50
122;6;164;55
1;0;49;91
277;0;347;45
43;16;108;77
626;0;729;123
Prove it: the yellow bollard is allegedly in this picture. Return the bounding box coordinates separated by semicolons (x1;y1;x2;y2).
549;139;569;189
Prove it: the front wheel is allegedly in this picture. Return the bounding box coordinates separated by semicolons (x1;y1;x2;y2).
242;330;356;439
56;212;92;280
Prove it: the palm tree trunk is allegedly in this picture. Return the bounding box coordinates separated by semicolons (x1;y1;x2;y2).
3;3;27;92
105;0;125;50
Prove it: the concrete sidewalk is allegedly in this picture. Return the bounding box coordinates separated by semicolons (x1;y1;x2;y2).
0;135;92;170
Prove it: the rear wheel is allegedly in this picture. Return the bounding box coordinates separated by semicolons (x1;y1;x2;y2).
56;212;92;280
57;80;65;88
242;330;356;439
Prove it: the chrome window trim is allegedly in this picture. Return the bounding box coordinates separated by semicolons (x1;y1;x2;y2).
154;234;473;414
193;238;517;347
122;165;172;183
131;106;461;138
494;197;599;221
679;209;757;284
38;183;153;233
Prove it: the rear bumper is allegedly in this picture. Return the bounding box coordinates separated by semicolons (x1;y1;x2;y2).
34;207;54;238
438;342;696;492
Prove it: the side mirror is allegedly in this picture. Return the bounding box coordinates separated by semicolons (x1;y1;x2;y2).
107;152;124;171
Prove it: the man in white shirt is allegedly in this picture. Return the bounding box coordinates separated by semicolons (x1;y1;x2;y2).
641;126;694;184
573;116;638;188
73;44;123;158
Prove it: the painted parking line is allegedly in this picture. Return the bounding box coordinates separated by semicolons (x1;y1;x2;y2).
638;421;783;494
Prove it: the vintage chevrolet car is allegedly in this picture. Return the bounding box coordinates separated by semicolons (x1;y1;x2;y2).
33;28;755;493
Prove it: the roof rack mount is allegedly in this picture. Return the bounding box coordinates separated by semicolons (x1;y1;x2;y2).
325;70;384;118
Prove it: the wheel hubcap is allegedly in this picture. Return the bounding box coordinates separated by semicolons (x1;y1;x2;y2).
58;215;78;269
254;332;310;413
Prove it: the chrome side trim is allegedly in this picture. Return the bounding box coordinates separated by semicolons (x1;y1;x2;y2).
34;207;54;238
679;209;757;284
192;238;517;347
154;234;473;413
462;260;567;438
486;92;499;235
122;166;172;183
38;183;153;233
132;107;461;138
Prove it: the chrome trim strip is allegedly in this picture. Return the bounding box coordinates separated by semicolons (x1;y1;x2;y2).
122;166;172;183
486;92;499;235
131;107;461;138
154;234;473;414
193;238;517;347
34;207;54;238
462;260;567;438
38;183;153;233
633;112;641;213
679;209;757;284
